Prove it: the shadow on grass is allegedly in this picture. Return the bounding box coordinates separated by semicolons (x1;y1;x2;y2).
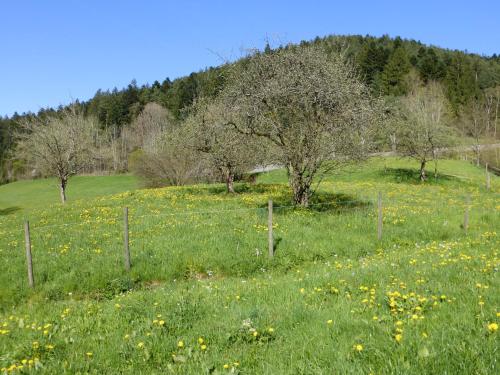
0;206;21;216
379;168;459;184
205;183;280;195
187;183;371;214
260;191;372;214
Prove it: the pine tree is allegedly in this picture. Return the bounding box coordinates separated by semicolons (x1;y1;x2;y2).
419;48;446;82
444;53;479;115
380;46;411;96
357;40;389;86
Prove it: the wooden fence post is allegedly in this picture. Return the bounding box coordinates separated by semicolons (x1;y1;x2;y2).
463;195;470;234
486;163;491;190
124;207;131;271
377;192;383;240
24;221;34;288
268;200;274;258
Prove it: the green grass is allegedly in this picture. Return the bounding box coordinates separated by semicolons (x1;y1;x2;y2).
0;174;139;212
0;158;498;374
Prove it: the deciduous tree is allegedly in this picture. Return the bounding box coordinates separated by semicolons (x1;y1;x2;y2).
222;45;377;206
398;82;452;180
17;108;97;203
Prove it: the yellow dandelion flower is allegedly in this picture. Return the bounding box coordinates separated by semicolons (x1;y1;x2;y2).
487;322;498;333
177;340;184;348
353;344;363;352
327;320;333;325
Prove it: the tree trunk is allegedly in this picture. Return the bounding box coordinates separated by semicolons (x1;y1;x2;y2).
60;178;67;204
419;160;427;182
288;166;311;207
390;133;397;153
225;171;235;194
293;188;309;206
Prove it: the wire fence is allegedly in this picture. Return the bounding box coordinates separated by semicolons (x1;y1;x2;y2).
2;192;499;292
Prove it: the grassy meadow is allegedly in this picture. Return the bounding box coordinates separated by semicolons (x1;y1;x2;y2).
0;158;498;374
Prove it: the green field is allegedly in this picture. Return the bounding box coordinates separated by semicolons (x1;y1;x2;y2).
0;174;139;212
0;158;499;374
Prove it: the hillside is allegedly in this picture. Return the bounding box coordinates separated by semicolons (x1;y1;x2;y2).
1;34;500;183
0;175;139;212
0;158;498;373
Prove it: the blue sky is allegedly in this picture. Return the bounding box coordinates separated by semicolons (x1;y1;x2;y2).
1;0;499;116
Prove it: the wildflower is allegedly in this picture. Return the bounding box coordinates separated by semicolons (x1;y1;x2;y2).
395;334;403;343
201;344;207;351
353;344;363;352
198;337;204;344
268;327;274;333
327;320;333;325
86;352;93;357
45;344;54;350
372;316;379;321
177;340;184;348
137;342;145;349
158;320;165;326
252;331;259;337
223;364;230;369
487;322;498;333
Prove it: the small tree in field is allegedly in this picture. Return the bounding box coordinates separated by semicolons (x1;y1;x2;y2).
398;81;452;181
184;98;260;193
129;104;208;187
17;109;97;203
222;45;377;206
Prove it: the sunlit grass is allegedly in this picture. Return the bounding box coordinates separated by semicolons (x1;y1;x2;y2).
0;158;498;374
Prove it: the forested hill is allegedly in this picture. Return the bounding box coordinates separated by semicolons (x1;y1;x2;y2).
1;34;499;182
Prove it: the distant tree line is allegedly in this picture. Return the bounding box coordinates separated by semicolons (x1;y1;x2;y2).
2;34;500;189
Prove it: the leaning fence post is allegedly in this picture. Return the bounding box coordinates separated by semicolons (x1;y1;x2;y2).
124;207;131;271
463;195;470;234
268;200;274;258
377;192;383;240
24;221;34;288
486;163;491;190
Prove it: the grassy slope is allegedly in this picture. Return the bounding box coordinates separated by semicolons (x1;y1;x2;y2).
0;158;498;374
0;174;139;212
